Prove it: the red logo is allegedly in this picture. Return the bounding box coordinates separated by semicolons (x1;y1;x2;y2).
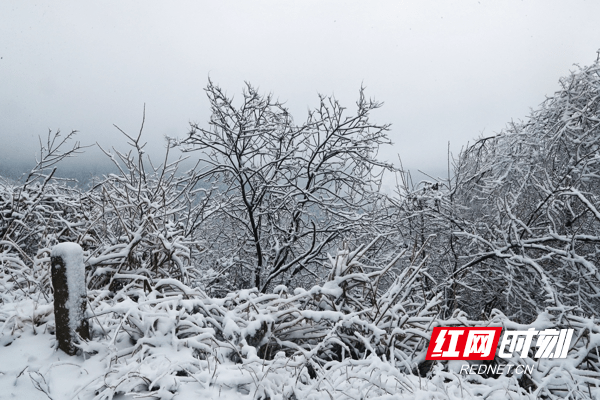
426;327;502;360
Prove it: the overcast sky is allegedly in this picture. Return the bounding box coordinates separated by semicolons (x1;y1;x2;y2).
2;1;600;184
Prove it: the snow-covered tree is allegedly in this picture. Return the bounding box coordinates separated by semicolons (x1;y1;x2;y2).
181;81;397;293
398;58;600;322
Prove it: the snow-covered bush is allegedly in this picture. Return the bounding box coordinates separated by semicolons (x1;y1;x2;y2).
83;119;213;291
0;130;86;304
450;59;600;321
2;244;600;399
391;58;600;323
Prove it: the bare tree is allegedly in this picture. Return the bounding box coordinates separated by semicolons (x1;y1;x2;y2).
182;81;396;293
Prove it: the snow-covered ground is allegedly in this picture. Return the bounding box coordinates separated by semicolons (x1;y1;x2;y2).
2;286;600;399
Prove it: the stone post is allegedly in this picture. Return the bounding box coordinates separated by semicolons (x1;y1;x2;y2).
51;242;90;355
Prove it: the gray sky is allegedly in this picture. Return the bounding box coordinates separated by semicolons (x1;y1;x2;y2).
2;1;600;185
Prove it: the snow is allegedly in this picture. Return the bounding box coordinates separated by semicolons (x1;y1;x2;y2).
1;278;600;398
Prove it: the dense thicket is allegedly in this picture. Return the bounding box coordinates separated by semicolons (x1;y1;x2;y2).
399;59;600;322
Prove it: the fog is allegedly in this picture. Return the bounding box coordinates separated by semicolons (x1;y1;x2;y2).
2;1;600;186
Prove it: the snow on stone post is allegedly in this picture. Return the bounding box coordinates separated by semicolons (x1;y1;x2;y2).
51;242;90;355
